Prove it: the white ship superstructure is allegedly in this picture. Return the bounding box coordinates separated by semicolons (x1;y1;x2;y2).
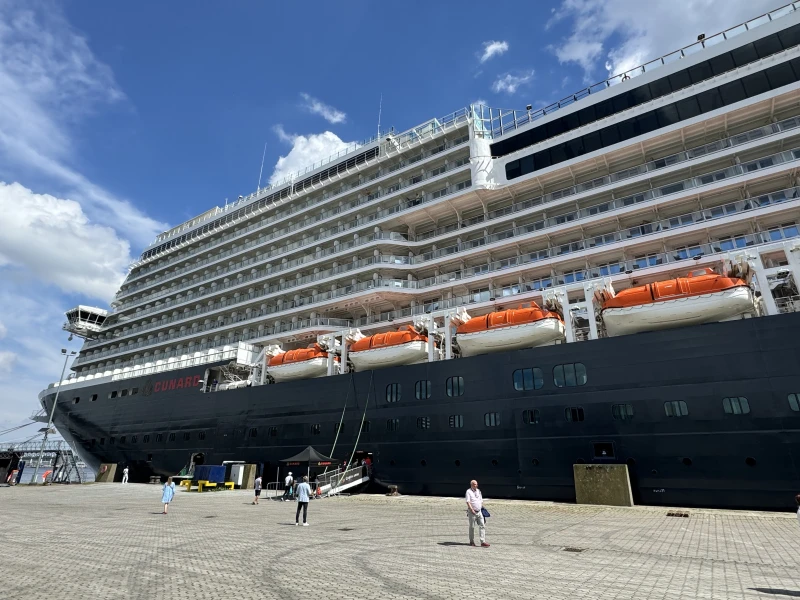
59;5;800;387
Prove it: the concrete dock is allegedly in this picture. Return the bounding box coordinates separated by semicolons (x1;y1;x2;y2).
2;484;800;599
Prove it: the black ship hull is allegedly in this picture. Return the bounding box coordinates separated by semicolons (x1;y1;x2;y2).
45;312;800;510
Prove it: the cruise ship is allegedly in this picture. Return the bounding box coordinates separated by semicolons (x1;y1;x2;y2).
40;5;800;509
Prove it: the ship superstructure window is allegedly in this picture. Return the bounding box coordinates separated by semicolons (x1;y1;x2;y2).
449;415;464;428
484;412;500;427
386;419;400;432
198;432;206;440
109;437;115;445
131;388;139;396
168;433;176;442
415;380;431;400
612;404;635;421
155;434;163;442
109;391;118;399
311;424;321;435
723;397;750;415
416;417;431;430
131;435;138;443
143;435;150;443
565;407;585;422
522;409;540;425
664;401;689;417
504;57;800;180
120;389;128;397
120;436;126;443
789;394;800;412
248;427;258;438
268;427;278;437
386;383;401;403
513;368;544;391
446;376;465;397
91;394;97;402
553;363;587;387
72;397;80;404
183;432;190;441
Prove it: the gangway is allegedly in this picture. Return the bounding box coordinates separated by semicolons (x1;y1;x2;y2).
315;464;371;496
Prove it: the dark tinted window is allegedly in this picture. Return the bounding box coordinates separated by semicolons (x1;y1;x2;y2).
386;418;400;432
697;88;724;113
198;432;206;440
414;380;431;400
553;363;587;387
446;376;464;397
688;61;713;83
386;383;401;403
522;409;539;425
779;24;800;49
742;71;770;98
183;432;190;441
90;394;97;401
143;434;150;443
131;435;138;443
416;417;431;430
668;69;692;93
755;34;784;59
109;391;117;399
268;427;278;437
675;97;701;121
766;61;796;89
513;368;544;391
565;407;585;422
730;42;758;67
722;396;750;415
612;404;634;421
168;433;175;442
484;412;500;427
719;80;747;105
155;434;163;442
131;388;139;396
248;428;258;437
311;424;321;435
789;393;800;412
649;77;672;99
120;389;128;397
664;400;689;417
449;415;464;428
708;51;736;75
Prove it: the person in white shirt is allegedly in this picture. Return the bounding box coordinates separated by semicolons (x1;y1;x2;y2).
121;467;129;484
796;494;800;526
282;472;293;501
252;476;262;505
465;479;490;547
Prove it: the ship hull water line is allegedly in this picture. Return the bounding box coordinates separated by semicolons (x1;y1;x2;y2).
43;313;800;510
42;6;800;510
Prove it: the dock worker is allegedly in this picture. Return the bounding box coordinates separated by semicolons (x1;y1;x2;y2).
282;472;293;501
466;479;490;548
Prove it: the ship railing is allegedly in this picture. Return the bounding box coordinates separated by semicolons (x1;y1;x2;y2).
776;295;800;313
474;2;800;139
114;111;800;314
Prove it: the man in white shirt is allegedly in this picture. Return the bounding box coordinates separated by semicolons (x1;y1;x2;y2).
282;472;293;501
121;467;129;485
252;476;262;505
465;479;489;547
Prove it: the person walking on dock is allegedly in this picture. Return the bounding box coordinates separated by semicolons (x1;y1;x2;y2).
121;467;129;484
253;475;262;505
282;472;293;501
466;480;489;547
295;475;312;526
161;477;176;514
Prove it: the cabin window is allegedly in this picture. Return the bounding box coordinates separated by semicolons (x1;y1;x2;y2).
91;394;98;402
198;432;206;440
386;418;400;432
131;435;138;443
109;437;115;445
565;407;585;422
449;415;464;428
120;436;126;443
143;434;150;443
417;417;431;430
513;368;544;391
386;383;401;403
268;427;278;437
72;397;80;404
484;412;500;427
311;424;321;435
120;389;128;397
788;394;800;412
131;388;139;396
553;363;587;387
664;400;689;417
612;404;634;421
415;380;431;400
361;421;370;433
522;409;539;425
168;433;176;442
446;376;465;397
109;391;118;399
248;428;258;438
722;397;750;415
100;438;105;445
183;432;190;441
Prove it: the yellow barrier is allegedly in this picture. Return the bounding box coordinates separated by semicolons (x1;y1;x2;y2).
223;482;234;490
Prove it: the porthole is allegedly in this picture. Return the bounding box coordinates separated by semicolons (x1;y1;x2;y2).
531;458;540;466
420;460;427;467
745;457;757;467
454;460;461;467
682;457;693;466
491;459;498;467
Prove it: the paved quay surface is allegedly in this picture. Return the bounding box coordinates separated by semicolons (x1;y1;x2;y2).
2;485;800;600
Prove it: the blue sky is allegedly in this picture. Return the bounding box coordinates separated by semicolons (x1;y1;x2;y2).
0;0;784;437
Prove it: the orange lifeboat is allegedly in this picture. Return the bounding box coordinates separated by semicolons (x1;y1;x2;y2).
266;343;331;382
349;325;430;370
599;268;755;336
455;304;565;357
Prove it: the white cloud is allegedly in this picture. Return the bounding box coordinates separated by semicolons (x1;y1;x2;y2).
479;40;509;63
0;181;130;301
0;350;15;373
299;93;347;124
0;320;6;339
549;0;778;78
491;70;535;94
0;2;167;247
269;126;354;185
471;98;488;108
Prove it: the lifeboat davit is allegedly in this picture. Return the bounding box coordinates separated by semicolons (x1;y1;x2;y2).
266;344;330;382
456;304;566;357
348;325;429;370
599;268;755;337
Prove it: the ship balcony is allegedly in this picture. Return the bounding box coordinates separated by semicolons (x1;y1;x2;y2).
97;140;800;341
117;155;472;300
113;111;800;311
128;117;470;279
74;191;800;367
73;229;800;373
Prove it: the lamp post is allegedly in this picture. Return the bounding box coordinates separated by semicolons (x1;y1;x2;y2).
29;348;76;484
